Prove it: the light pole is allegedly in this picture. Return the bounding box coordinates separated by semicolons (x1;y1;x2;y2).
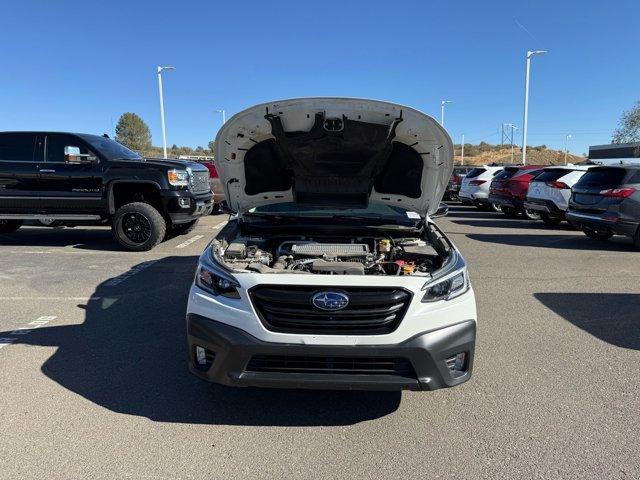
504;123;518;163
157;66;175;159
214;109;226;124
440;100;452;127
564;134;572;165
461;134;465;165
521;50;547;165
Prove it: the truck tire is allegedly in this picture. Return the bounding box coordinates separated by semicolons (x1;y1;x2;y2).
0;219;22;234
112;202;166;251
169;219;199;237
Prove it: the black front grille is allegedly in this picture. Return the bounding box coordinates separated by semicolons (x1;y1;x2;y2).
246;355;416;377
249;285;412;335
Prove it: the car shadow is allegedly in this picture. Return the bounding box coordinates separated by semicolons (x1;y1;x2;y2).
0;226;123;251
466;232;637;251
535;293;640;350
451;219;576;230
444;205;501;220
0;256;401;426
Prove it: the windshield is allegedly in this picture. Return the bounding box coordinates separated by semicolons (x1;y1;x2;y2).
78;135;143;161
247;202;422;220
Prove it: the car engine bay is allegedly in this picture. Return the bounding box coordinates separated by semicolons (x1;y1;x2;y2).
214;231;446;276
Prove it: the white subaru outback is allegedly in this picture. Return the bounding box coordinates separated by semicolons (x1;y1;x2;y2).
186;98;477;391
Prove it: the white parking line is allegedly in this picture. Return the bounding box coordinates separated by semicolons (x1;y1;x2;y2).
213;221;227;229
0;315;57;350
103;260;157;287
175;235;204;249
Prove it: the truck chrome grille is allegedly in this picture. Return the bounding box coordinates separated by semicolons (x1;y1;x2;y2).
249;285;412;335
190;170;211;193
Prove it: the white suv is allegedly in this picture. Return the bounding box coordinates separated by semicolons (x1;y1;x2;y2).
524;165;592;225
459;165;504;210
186;98;477;391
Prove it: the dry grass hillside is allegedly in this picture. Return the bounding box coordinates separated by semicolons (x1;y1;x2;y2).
453;144;585;166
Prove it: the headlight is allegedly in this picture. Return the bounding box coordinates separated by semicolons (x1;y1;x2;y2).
168;169;190;187
422;270;468;302
195;265;241;299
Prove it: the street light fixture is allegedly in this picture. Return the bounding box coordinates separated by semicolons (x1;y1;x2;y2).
564;134;572;165
157;65;175;159
214;109;226;124
521;50;546;165
440;100;452;127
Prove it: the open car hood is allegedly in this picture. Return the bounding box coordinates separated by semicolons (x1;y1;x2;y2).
214;98;453;216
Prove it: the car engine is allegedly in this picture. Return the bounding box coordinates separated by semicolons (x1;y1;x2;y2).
218;236;442;276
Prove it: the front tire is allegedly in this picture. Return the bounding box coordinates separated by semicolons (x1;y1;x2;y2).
523;209;542;221
112;202;166;251
583;226;613;241
491;203;502;213
541;213;563;226
0;219;22;234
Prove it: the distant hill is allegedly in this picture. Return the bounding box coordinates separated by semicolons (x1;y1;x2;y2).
453;142;585;166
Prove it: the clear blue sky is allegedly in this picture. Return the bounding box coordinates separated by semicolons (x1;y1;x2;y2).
1;0;638;155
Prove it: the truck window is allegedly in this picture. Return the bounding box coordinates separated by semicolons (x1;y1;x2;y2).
45;134;96;163
0;133;38;162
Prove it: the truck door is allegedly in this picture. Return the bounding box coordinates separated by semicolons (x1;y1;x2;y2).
38;133;105;215
0;132;43;214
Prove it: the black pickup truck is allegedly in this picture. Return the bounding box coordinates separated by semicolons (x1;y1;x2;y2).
0;132;213;250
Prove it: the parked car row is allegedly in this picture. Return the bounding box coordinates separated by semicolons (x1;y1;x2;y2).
454;162;640;248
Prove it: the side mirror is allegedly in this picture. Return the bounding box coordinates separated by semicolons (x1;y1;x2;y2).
65;146;96;163
432;203;449;218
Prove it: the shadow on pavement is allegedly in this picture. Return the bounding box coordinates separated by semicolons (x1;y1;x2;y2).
466;232;636;251
0;226;122;251
535;293;640;350
451;219;549;230
0;256;400;426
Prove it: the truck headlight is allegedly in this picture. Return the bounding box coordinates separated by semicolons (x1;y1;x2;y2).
195;265;241;299
168;169;190;187
422;270;468;302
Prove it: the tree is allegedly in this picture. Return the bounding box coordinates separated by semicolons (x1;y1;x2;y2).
208;140;215;151
612;101;640;143
115;113;152;151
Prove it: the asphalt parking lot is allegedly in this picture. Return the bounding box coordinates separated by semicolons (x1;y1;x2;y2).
1;206;639;479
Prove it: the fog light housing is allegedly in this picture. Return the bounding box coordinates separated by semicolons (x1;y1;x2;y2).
445;352;468;378
195;346;207;365
178;197;191;208
194;345;216;370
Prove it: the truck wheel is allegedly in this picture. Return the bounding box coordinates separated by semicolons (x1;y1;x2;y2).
170;219;199;237
0;219;22;234
583;226;613;241
112;202;166;251
541;214;562;226
523;209;542;221
490;203;502;213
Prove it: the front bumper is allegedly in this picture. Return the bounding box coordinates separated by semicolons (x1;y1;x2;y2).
187;314;476;391
566;210;639;237
162;190;214;224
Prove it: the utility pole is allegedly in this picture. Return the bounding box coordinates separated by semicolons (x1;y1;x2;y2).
461;134;465;165
564;134;572;165
504;123;518;164
157;65;175;159
522;50;547;165
215;109;226;124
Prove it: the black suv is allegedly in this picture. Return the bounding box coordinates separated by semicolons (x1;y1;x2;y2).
0;132;213;251
567;165;640;248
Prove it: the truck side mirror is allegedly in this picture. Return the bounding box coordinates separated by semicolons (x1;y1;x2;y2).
65;145;97;163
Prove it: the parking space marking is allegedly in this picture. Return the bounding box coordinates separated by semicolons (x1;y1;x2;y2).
0;315;56;350
103;260;157;287
175;235;204;249
213;221;227;229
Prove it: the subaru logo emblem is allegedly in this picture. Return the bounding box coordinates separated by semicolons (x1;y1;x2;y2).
312;291;349;311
